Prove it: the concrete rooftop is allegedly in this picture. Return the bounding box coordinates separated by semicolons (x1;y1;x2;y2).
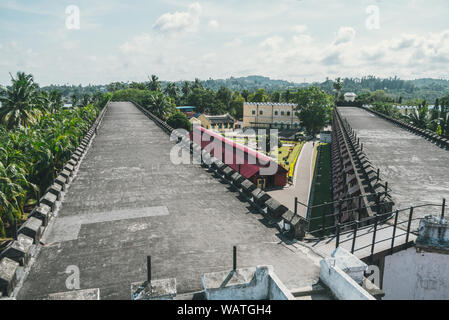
338;107;449;229
17;102;321;300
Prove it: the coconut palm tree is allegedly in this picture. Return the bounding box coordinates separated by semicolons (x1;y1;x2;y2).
147;75;161;92
333;77;344;101
0;72;41;129
148;92;174;120
407;106;434;129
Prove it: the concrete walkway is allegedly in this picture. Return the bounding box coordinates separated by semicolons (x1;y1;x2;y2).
17;102;321;300
268;141;315;217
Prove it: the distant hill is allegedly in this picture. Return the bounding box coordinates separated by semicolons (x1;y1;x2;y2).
38;75;449;102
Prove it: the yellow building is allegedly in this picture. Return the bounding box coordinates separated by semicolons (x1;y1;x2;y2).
197;114;235;132
243;102;300;130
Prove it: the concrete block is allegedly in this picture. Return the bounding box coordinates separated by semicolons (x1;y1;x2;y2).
54;175;67;191
131;278;176;300
47;183;62;201
64;164;75;174
74;150;83;158
59;169;71;180
216;162;228;174
0;258;19;297
0;235;33;266
241;179;257;196
265;198;288;219
231;173;245;187
18;217;42;244
68;159;77;167
43;288;100;300
222;166;235;179
71;154;80;162
40;192;58;211
282;211;309;240
251;188;270;207
30;204;51;226
331;247;368;284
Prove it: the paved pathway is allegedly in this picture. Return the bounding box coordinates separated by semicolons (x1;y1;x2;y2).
268;141;315;217
17;102;321;300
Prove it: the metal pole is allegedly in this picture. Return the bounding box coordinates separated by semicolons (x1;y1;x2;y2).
294;197;298;216
405;207;414;244
391;210;399;255
385;182;388;197
351;221;359;254
361;143;363;152
377;168;380;181
147;256;151;284
441;198;446;220
233;246;237;271
322;207;326;236
371;215;378;257
336;223;341;248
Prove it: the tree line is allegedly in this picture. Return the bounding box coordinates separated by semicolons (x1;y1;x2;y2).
0;72;110;239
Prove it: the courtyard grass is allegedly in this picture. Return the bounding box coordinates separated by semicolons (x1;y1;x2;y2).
308;143;334;235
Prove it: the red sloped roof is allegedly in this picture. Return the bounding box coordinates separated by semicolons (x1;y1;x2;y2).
194;127;287;179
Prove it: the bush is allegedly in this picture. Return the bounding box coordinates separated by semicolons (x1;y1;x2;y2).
166;111;192;131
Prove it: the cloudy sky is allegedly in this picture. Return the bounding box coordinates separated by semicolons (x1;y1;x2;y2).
1;0;449;86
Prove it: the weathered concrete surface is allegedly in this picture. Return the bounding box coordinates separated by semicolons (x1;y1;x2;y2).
17;102;320;300
338;107;449;229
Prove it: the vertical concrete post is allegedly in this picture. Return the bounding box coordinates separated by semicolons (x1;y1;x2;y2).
147;256;151;285
233;246;237;271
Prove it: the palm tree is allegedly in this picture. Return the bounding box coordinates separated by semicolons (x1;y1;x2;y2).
148;92;173;120
333;78;343;101
164;82;179;100
408;106;433;129
181;81;191;98
0;72;41;129
147;75;161;92
71;94;78;107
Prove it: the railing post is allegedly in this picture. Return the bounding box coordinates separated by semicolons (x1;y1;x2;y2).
371;215;378;257
405;207;414;244
442;198;446;220
322;206;326;236
385;182;388;197
377;168;380;181
351;221;359;254
338;199;343;223
361;143;363;152
233;246;237;271
294;197;298;216
358;195;363;220
391;210;399;255
336;223;341;248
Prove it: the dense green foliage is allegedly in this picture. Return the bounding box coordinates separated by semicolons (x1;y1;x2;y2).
0;72;109;238
296;87;334;135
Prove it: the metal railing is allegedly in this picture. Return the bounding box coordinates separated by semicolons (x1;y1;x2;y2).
332;200;446;258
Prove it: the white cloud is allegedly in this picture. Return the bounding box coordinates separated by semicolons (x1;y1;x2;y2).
153;2;202;34
292;25;307;33
334;26;356;45
260;36;284;50
208;20;219;29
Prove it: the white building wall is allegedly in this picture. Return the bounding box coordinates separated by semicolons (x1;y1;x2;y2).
383;247;449;300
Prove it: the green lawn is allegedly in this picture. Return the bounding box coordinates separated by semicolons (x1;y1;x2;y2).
309;143;334;236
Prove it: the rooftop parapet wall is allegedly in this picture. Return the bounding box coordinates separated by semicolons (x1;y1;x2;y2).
331;107;394;226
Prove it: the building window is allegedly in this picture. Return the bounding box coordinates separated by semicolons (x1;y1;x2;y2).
274;110;279;116
259;110;263;115
287;111;291;116
252;110;256;115
281;111;285;116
